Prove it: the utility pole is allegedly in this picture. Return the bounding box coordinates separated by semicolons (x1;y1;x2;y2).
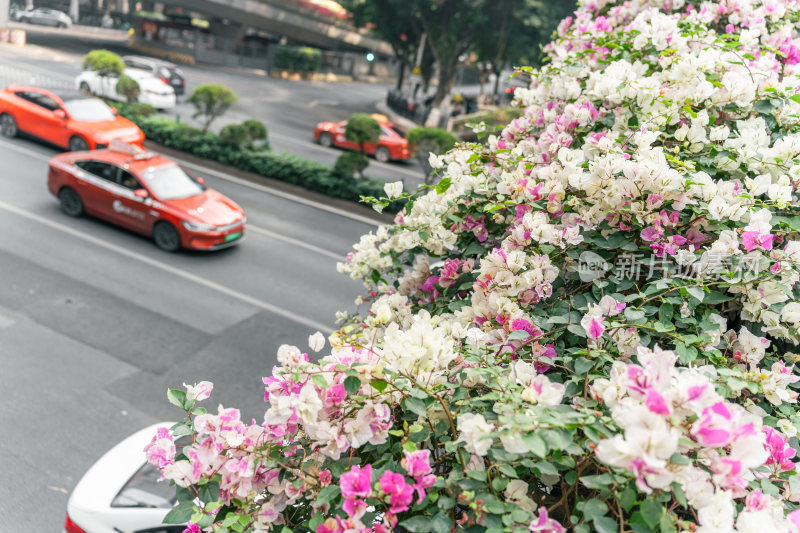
0;0;8;28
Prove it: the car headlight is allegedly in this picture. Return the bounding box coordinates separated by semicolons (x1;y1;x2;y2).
182;221;215;232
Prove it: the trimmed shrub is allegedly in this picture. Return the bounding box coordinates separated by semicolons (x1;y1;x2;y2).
219;119;269;150
334;151;370;179
126;114;399;210
273;45;322;72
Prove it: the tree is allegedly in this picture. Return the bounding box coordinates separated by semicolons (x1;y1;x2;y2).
115;75;140;104
341;0;424;91
334;151;370;179
82;49;125;77
406;126;457;183
186;84;238;133
474;0;576;103
344;113;381;155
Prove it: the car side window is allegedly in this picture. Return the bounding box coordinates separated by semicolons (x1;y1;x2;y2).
75;161;116;182
117;168;141;190
14;91;59;111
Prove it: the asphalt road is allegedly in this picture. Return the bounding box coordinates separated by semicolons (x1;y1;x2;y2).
0;135;375;530
0;23;425;185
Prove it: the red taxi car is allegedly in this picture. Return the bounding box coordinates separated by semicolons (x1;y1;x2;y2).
47;142;246;252
0;85;144;151
313;114;410;163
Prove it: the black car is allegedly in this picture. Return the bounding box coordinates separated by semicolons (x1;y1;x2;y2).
121;55;186;96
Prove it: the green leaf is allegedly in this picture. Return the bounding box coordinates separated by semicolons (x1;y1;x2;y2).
574;357;594;374
403;397;427;417
790;94;800;105
311;374;328;388
593;516;618;533
467;469;488;481
198;481;220;503
658;303;673;323
492;477;509;492
431;513;453;533
686;286;704;303
582;498;609;518
167;388;187;409
370;379;388;393
621;486;636;512
640;499;664;529
581;473;616;489
164;500;196;524
567;324;587;338
675;342;698;364
498;464;518;478
401;515;433;533
435;177;452;194
344;375;361;395
316;485;340;506
671;481;687;509
535;461;558;477
523;434;547;457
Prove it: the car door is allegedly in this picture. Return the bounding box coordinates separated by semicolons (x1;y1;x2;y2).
12;90;68;143
108;166;157;234
72;160;120;221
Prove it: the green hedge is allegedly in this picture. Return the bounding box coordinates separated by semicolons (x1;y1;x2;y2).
273;45;322;72
114;103;400;211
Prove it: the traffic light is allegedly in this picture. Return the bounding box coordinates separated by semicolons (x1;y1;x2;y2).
366;52;375;62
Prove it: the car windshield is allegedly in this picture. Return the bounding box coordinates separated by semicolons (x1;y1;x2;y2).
110;462;176;508
140;164;203;200
63;98;115;122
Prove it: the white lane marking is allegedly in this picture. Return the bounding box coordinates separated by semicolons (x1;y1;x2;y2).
0;199;334;334
178;159;382;227
0;139;353;260
246;225;342;260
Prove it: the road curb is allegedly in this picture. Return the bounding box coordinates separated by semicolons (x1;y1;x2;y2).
143;140;394;225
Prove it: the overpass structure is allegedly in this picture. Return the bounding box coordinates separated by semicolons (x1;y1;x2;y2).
159;0;392;55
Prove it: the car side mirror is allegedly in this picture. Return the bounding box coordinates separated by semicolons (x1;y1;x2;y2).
196;177;205;185
133;188;149;198
53;109;67;119
110;106;118;115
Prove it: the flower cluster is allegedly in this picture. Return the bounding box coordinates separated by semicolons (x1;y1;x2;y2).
151;0;800;531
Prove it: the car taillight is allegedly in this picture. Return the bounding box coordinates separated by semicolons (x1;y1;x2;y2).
64;514;88;533
160;77;168;84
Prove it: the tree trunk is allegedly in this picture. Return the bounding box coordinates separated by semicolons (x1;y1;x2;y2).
492;62;503;104
433;54;459;107
396;60;406;91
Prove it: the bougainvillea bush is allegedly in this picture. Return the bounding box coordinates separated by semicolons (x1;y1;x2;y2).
149;0;800;531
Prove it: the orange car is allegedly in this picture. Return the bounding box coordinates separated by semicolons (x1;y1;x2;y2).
313;114;410;163
0;85;144;151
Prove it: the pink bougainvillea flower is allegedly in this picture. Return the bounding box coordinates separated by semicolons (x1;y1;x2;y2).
528;507;566;533
339;464;372;499
741;231;774;252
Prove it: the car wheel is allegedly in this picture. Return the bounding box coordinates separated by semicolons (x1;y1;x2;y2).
68;136;89;152
58;187;84;217
79;82;91;94
153;221;181;252
318;132;333;148
0;113;18;138
375;146;391;163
